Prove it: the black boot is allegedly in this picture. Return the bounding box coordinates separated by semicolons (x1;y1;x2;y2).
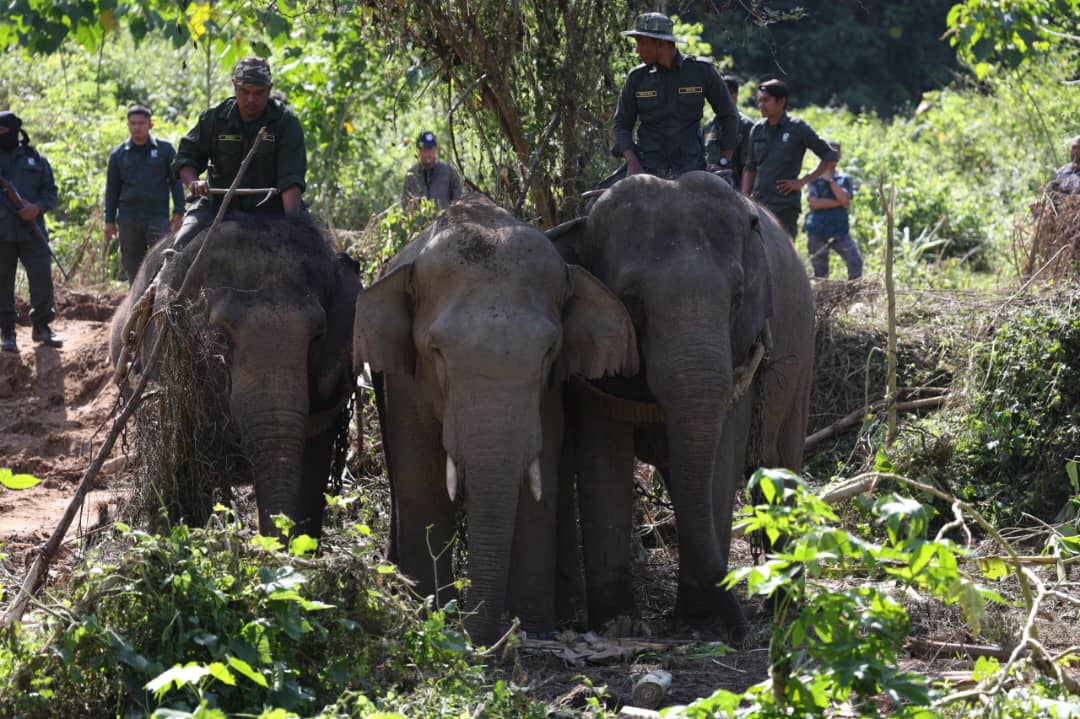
31;324;62;348
0;328;16;353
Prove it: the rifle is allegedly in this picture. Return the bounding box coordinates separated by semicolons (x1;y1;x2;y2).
0;175;70;282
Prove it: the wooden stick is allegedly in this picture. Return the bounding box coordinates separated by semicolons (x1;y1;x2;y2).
906;638;1012;660
804;395;946;450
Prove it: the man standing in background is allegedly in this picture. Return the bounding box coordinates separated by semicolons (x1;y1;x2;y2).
705;75;754;188
104;104;185;283
741;79;837;239
402;131;462;210
0;111;61;351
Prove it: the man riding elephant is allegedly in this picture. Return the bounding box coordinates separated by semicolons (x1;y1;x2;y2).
172;56;307;249
609;13;737;183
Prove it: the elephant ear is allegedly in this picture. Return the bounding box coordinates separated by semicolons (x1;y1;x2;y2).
731;204;774;365
314;254;363;400
354;263;416;376
545;216;587;266
559;264;639;380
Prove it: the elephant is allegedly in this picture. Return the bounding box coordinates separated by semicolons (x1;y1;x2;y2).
353;193;637;645
548;171;814;640
109;214;361;538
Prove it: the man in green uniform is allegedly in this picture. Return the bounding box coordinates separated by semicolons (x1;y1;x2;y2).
705;75;755;188
741;79;837;239
104;104;185;283
172;56;307;248
612;13;737;179
0;111;61;352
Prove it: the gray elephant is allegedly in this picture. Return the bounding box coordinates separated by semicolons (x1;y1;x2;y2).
354;194;637;645
109;215;360;538
549;171;814;639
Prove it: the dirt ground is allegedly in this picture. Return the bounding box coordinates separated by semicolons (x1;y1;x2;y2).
0;289;125;565
1;288;1077;713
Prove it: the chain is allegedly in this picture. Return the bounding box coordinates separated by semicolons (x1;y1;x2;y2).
748;346;769;566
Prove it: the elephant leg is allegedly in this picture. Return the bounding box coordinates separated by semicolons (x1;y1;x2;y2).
506;386;563;634
575;407;636;627
384;373;456;604
296;426;334;539
555;414;586;628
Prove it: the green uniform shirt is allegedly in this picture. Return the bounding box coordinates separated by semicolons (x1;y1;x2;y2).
0;145;57;244
745;113;837;211
705;111;754;178
104;135;185;224
612;52;737;174
172;96;306;214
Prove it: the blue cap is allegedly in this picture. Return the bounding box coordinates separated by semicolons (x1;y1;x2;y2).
417;131;437;148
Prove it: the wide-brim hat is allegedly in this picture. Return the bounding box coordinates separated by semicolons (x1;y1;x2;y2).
621;12;681;43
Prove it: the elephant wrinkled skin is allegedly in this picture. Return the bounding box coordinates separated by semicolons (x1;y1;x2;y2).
550;172;814;640
109;215;361;538
354;194;637;645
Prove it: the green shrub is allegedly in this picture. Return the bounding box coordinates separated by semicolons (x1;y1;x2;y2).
0;505;549;718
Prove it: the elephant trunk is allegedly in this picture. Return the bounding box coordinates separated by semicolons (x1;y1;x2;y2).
649;331;746;629
455;424;530;646
231;376;311;537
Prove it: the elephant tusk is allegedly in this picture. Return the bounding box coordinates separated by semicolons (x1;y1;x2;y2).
527;458;543;502
446;456;459;503
731;340;767;406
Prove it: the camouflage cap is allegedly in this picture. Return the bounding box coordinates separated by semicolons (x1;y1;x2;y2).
232;56;272;87
621;13;681;43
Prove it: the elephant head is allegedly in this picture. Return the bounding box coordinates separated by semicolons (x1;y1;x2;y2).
551;172;811;636
354;194;637;644
111;215;360;538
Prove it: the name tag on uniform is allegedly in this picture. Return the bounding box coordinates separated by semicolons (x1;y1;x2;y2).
679;86;703;94
636;90;657;98
218;134;243;142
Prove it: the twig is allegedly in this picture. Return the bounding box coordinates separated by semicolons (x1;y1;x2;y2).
907;638;1012;661
512;104;562;217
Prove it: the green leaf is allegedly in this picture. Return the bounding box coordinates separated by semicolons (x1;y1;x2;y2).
0;468;41;490
145;663;211;699
376;564;397;574
241;621;273;664
972;655;1000;681
250;535;284;553
288;534;319;556
874;449;895;473
227;655;268;688
1067;460;1079;493
206;661;236;686
977;557;1009;580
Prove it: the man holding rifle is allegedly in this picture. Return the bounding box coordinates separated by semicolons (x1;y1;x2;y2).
0;111;61;352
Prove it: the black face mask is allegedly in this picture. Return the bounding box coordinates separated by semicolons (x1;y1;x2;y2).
0;112;21;151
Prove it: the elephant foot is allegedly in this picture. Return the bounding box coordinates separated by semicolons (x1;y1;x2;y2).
676;583;750;645
464;613;514;649
586;576;637;629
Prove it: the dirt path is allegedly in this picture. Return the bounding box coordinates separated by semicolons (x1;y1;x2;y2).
0;289;125;562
